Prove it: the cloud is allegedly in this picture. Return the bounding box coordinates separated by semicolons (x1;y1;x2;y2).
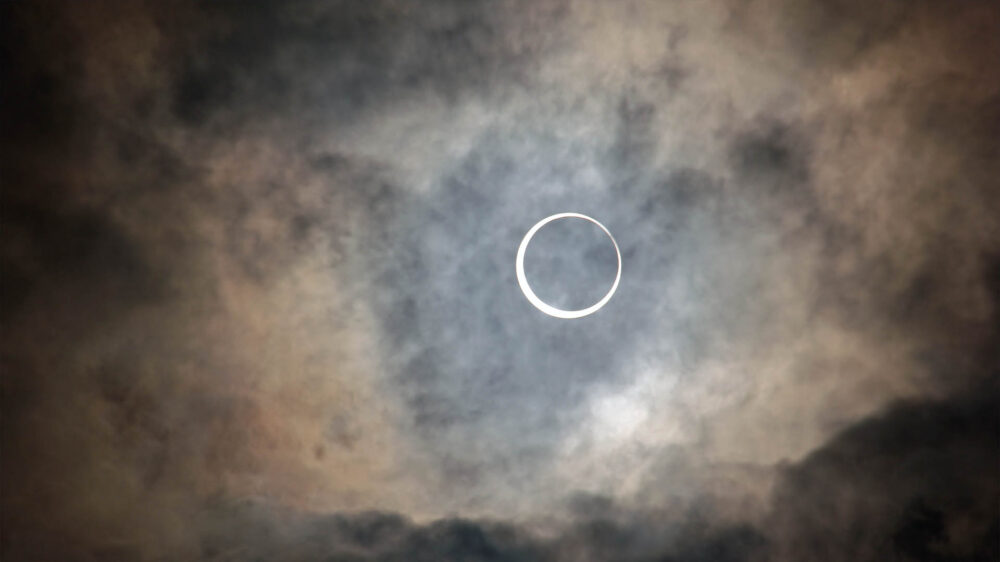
768;383;1000;561
1;0;998;559
10;386;993;560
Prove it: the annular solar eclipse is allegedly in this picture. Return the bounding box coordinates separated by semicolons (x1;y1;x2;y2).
515;212;621;319
6;1;998;558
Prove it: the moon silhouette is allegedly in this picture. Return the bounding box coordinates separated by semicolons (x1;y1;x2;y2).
515;212;621;319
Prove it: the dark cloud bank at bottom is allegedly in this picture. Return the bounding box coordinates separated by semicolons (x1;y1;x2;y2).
6;384;995;561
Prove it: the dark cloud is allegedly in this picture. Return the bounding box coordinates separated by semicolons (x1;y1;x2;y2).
768;384;1000;561
728;122;810;191
0;201;166;319
10;385;991;561
13;387;992;561
167;1;542;130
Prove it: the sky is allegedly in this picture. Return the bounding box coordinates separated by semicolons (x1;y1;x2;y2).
1;1;998;560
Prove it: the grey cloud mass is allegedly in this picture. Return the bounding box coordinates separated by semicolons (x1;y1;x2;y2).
2;0;998;560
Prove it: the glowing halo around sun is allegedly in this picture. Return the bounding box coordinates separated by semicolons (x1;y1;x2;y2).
515;212;621;319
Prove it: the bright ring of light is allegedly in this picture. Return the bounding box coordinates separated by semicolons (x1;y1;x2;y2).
515;212;621;319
